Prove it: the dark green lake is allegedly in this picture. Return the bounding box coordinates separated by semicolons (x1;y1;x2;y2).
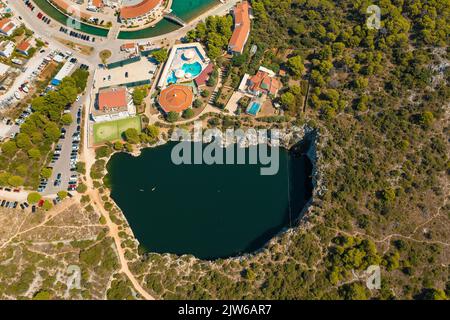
107;142;313;260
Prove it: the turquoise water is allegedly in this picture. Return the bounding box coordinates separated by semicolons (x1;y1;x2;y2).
167;71;177;85
107;141;313;260
247;102;261;116
32;0;109;37
182;62;202;77
118;0;220;39
167;62;203;85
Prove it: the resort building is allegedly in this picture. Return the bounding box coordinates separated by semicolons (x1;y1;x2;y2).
120;42;139;55
87;0;104;11
119;0;162;25
157;43;210;89
194;63;214;87
158;85;193;114
92;86;136;122
0;40;15;58
16;40;32;56
51;60;77;86
236;66;283;116
228;1;251;55
51;0;92;20
0;18;17;36
240;66;282;97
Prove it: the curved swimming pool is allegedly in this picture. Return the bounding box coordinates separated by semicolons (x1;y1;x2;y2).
182;62;203;77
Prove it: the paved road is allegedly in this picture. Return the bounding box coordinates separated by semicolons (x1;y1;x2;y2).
8;0;94;67
42;94;81;195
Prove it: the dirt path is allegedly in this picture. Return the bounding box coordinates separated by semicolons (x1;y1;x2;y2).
0;198;77;250
81;130;154;300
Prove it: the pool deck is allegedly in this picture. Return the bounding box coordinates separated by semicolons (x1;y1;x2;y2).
157;42;210;88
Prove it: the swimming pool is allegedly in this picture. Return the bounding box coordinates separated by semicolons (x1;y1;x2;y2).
167;72;178;85
247;102;262;116
166;62;203;85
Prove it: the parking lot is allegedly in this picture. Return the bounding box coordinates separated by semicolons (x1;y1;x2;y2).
41;92;84;195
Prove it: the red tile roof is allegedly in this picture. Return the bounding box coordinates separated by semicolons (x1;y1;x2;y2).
51;0;92;20
92;0;104;8
98;87;128;111
194;63;214;87
158;85;193;113
16;40;31;52
228;1;250;54
249;71;282;95
0;18;15;34
120;0;161;20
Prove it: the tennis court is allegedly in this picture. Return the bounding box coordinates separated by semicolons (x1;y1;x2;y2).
93;116;141;144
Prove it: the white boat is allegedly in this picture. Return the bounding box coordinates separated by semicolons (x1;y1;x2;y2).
14;91;21;100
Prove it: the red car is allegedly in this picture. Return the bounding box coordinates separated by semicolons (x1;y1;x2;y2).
38;199;44;207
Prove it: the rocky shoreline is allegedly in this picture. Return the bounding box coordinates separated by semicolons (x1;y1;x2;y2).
100;124;326;265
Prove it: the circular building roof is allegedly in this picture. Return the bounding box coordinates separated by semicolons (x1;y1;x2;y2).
158;85;193;113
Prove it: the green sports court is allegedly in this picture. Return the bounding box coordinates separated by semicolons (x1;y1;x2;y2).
93;116;141;144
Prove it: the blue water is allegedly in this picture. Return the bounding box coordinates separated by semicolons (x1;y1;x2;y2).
247;102;261;116
182;62;203;77
166;62;203;85
167;72;178;85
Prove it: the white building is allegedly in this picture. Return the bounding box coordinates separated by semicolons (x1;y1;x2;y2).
92;86;136;122
51;60;76;85
0;18;17;36
0;40;15;58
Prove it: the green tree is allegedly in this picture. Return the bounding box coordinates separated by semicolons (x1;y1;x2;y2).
57;190;68;199
27;148;41;159
113;141;123;150
132;87;147;106
287;55;305;78
123;128;140;144
15;133;32;150
182;108;195;119
8;176;24;187
40;168;52;179
166;112;179;123
27;192;42;204
76;183;87;193
145;125;159;140
419;111;434;128
152;49;168;64
61;113;73;125
42;200;52;210
1;141;17;156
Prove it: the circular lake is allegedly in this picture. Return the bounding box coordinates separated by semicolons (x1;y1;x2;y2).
107;142;313;260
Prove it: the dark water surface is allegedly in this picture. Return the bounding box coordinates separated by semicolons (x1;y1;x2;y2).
107;142;313;260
